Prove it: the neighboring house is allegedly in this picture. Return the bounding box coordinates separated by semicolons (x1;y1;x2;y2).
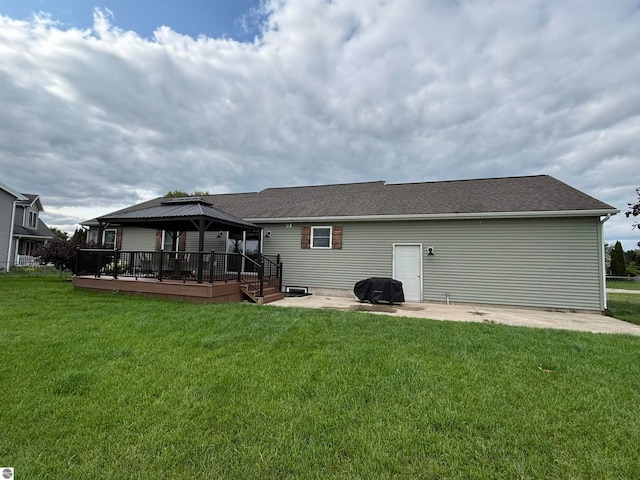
0;182;55;271
83;175;618;311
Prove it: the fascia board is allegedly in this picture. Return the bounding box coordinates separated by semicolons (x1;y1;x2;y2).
14;233;52;240
247;209;620;224
0;182;28;201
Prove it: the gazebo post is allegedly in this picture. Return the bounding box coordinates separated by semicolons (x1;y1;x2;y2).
197;218;205;284
97;221;105;248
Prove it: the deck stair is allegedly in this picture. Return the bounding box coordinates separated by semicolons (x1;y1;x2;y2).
241;283;285;304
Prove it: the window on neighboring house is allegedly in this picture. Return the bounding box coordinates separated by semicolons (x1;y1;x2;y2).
29;211;38;228
103;229;116;249
311;226;332;249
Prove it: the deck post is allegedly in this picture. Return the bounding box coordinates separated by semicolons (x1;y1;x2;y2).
209;251;215;284
197;218;205;284
196;252;203;284
158;250;164;281
113;249;119;279
259;256;264;297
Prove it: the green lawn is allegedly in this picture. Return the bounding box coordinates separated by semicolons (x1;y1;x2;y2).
607;279;640;291
2;276;640;479
606;280;640;325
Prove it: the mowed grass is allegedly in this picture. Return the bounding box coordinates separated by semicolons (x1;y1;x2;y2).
1;277;640;479
606;280;640;325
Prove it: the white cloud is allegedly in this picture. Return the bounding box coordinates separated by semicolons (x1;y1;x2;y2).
0;1;638;248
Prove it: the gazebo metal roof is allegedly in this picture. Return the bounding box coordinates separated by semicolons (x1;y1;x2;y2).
97;197;260;233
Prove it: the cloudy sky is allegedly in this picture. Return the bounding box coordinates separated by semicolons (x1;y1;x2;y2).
0;0;638;249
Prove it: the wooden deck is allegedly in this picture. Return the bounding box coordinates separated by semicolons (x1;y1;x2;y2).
73;275;247;304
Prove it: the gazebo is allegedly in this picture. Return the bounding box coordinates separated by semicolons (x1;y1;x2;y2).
95;197;261;283
74;198;283;303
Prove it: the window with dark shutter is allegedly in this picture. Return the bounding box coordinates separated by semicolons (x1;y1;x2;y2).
311;227;331;248
301;226;343;250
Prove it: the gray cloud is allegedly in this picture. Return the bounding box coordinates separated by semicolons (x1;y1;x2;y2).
0;1;639;248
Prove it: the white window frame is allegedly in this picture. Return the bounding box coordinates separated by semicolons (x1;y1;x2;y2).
162;230;184;254
311;226;332;249
28;210;38;228
102;229;117;249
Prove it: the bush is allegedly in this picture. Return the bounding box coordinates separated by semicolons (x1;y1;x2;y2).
33;239;90;273
626;261;639;277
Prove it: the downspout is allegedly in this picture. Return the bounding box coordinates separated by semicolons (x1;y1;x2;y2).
6;199;18;272
600;214;612;311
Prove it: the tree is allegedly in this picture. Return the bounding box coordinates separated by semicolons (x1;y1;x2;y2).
626;187;640;246
165;190;211;197
610;241;626;276
165;190;189;197
33;238;88;273
50;227;68;240
625;249;640;277
70;228;87;243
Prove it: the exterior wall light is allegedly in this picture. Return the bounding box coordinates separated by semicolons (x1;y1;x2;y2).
427;247;434;256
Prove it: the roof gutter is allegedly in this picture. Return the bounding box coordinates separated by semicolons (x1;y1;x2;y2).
599;213;613;311
247;208;620;224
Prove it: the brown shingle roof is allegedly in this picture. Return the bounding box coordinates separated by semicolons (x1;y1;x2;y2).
87;175;617;224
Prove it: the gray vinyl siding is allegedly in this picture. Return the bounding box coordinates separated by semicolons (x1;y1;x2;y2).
119;227;157;251
111;216;604;310
108;227;228;252
0;190;14;269
261;217;604;311
184;232;227;252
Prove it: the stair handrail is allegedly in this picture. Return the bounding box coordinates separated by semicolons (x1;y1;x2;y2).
261;254;282;291
237;253;263;296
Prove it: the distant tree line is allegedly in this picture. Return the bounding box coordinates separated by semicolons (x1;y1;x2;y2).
606;188;640;277
165;190;211;197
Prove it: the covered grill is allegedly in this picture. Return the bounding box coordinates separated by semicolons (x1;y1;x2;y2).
354;277;405;304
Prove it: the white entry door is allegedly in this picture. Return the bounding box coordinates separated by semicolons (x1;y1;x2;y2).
393;244;422;302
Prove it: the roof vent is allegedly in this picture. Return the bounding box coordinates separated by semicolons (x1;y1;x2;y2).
160;197;212;207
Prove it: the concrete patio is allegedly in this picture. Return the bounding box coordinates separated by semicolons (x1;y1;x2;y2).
270;294;640;336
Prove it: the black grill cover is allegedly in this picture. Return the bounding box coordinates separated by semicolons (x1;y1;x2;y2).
354;277;405;304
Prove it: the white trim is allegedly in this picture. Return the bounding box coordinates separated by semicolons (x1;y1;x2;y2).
247;209;620;224
392;243;423;302
102;228;117;250
599;214;612;310
285;286;309;294
310;226;332;249
0;182;27;201
28;210;38;228
6;199;19;272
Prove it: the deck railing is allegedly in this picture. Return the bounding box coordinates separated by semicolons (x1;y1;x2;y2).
75;249;283;294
